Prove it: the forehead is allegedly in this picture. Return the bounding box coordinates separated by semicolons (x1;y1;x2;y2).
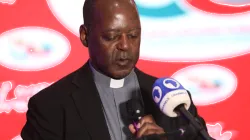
92;1;140;30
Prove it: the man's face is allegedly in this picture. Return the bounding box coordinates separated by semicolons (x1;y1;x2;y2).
81;1;141;79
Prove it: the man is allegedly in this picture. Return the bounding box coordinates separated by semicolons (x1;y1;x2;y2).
21;0;208;140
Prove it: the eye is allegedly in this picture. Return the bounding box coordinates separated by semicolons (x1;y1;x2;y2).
102;33;120;41
102;35;116;41
128;34;138;39
128;33;139;39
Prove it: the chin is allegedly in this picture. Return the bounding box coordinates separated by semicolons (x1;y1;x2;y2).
112;72;130;79
111;68;133;79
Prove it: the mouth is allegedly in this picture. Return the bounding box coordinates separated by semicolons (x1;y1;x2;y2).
115;58;131;67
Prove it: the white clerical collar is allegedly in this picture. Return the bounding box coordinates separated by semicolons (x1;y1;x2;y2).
89;61;134;89
110;78;125;88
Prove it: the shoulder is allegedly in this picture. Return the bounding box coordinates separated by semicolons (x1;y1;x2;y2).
29;66;84;107
20;67;83;139
135;67;157;87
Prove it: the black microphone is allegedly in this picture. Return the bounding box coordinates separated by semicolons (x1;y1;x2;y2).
126;98;145;132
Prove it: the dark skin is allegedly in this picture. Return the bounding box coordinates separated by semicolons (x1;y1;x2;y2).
129;115;165;138
80;0;141;79
80;0;165;138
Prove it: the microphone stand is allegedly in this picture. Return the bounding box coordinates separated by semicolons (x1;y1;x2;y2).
175;105;213;140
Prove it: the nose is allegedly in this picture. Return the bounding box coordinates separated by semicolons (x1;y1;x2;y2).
117;34;129;51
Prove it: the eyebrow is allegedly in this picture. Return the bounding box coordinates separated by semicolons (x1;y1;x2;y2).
102;29;120;33
128;28;141;32
102;27;141;33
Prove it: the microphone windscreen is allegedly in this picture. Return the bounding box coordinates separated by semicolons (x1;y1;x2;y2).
152;77;191;117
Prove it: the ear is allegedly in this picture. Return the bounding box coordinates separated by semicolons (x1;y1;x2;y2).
79;24;88;47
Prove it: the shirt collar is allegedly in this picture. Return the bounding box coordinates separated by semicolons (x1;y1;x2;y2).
89;61;135;88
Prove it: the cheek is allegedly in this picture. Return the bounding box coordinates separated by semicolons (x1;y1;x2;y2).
132;41;140;54
133;48;140;60
100;43;116;63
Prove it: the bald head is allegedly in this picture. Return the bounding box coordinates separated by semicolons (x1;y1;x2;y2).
83;0;138;30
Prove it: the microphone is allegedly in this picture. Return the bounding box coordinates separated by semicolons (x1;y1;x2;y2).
126;98;145;132
152;77;213;140
126;98;187;140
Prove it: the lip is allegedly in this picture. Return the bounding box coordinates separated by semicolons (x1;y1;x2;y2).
116;59;131;66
